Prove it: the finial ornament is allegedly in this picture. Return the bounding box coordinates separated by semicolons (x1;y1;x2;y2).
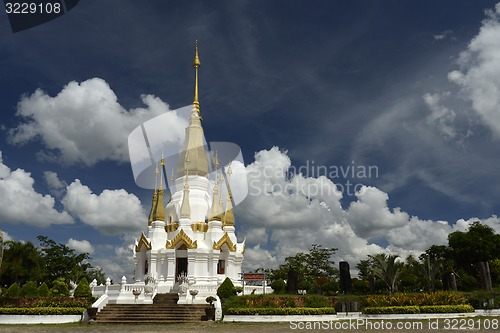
193;41;201;117
214;151;219;170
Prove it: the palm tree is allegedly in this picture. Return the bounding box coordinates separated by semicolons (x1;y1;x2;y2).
369;253;403;293
418;254;442;291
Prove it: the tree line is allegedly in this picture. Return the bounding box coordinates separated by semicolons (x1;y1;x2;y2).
0;235;106;291
259;221;500;294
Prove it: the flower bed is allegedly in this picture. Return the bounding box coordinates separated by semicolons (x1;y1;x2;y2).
225;307;335;315
364;304;474;314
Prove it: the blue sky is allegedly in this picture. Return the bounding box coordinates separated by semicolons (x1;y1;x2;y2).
1;1;500;279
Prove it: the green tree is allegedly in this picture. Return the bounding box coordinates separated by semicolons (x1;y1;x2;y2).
38;282;50;297
0;241;45;286
49;277;69;297
37;236;92;284
448;222;500;291
20;281;39;297
369;253;403;294
270;278;286;294
217;277;236;299
398;255;422;292
86;267;106;285
271;244;338;294
424;245;456;290
74;277;92;298
4;283;20;298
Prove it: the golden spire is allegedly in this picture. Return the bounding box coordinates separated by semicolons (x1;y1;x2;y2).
176;42;209;178
214;151;219;170
180;171;191;219
153;158;166;222
223;165;235;227
193;40;201;117
148;163;159;226
209;173;222;221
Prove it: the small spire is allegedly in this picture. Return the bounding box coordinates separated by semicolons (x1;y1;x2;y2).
153;159;166;222
193;41;201;117
209;174;222;221
148;162;160;226
159;156;164;190
214;151;219;170
180;172;191;219
223;164;235;227
148;190;158;226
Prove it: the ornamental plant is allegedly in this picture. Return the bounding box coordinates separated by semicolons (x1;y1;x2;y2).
38;282;50;297
20;281;39;298
73;278;92;298
217;277;236;299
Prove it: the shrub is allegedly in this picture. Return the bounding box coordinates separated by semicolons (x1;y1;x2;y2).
420;305;474;313
365;291;467;307
217;277;236;299
0;307;84;315
4;283;21;299
364;305;474;314
20;281;39;298
419;291;467;306
38;283;50;297
74;278;92;298
225;307;335;315
364;306;420;314
50;278;69;297
271;279;286;294
304;295;331;308
459;274;478;291
206;296;217;306
35;298;90;308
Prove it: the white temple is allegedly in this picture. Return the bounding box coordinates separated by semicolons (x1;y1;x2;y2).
92;43;245;305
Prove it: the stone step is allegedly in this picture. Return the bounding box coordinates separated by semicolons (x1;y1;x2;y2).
95;299;208;323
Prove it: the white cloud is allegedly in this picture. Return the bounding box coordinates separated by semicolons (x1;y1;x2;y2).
0;151;74;227
386;218;451;251
238;148;385;270
243;244;279;271
447;3;500;138
43;171;67;197
423;92;457;139
346;186;409;239
433;30;454;41
67;238;94;254
1;230;12;242
238;147;500;272
9;78;186;166
239;146;343;230
62;179;146;235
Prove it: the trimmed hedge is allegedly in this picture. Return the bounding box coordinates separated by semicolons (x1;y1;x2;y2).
223;294;335;310
364;304;474;314
3;297;90;308
225;307;335;315
364;306;420;314
420;305;474;313
0;307;85;315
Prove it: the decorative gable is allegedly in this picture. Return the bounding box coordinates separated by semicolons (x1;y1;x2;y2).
166;229;198;249
135;232;151;252
213;232;237;252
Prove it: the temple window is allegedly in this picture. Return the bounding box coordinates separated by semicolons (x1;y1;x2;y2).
217;259;225;274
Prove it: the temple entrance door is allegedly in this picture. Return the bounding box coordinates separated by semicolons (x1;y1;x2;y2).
176;257;188;281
